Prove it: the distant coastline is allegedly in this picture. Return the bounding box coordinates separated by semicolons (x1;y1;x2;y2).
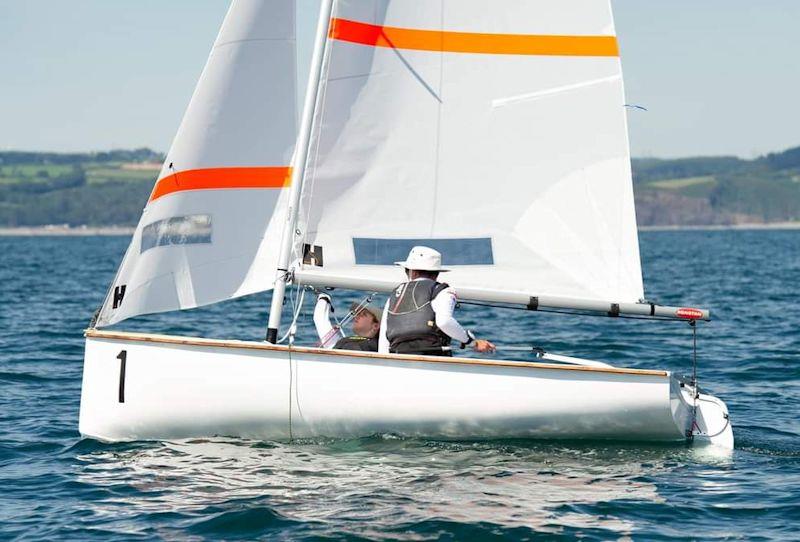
2;223;799;237
638;222;800;231
0;225;135;236
2;147;800;229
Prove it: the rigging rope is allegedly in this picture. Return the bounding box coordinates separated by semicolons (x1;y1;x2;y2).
315;289;379;347
287;323;295;442
277;284;306;344
689;319;699;439
284;282;302;441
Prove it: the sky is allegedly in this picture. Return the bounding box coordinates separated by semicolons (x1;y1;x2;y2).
1;1;798;158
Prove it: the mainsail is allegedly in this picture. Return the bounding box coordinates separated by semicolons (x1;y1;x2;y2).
294;0;644;304
95;0;298;327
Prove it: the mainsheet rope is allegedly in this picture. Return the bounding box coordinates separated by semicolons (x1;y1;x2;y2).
284;286;376;440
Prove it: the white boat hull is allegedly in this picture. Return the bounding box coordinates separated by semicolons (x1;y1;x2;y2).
79;330;733;448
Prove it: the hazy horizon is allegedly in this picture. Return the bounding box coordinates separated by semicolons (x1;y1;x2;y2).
2;0;799;159
3;142;797;162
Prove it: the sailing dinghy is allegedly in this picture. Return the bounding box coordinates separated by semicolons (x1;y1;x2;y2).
80;0;733;449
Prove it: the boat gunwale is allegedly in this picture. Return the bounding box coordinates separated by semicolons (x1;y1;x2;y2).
85;329;669;377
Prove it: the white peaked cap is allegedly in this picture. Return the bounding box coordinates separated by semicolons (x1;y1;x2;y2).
395;246;450;272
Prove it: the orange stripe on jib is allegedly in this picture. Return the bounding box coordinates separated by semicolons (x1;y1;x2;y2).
328;18;619;57
149;166;292;202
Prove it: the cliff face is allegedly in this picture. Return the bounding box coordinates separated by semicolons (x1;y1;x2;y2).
635;191;716;226
634;191;763;226
631;146;800;226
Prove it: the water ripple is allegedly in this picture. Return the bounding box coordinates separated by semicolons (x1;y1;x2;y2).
1;232;800;540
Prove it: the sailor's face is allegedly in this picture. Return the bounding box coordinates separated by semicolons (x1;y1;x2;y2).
352;311;379;338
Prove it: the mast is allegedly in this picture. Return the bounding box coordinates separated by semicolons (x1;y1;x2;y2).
266;0;336;343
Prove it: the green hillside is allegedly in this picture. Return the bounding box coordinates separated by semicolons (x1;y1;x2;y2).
0;149;160;227
632;146;800;225
1;146;800;227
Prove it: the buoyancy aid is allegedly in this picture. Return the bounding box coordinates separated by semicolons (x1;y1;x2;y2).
386;278;452;356
333;335;379;352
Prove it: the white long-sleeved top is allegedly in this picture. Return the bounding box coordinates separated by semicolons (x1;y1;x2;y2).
378;279;469;354
313;296;344;349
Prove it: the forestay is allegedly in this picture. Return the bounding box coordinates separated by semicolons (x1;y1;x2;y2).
96;0;297;327
295;0;644;304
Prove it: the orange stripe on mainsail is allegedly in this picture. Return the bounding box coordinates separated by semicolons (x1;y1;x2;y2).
149;167;292;202
328;18;619;57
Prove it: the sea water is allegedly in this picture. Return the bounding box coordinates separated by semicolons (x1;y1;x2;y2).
1;231;798;540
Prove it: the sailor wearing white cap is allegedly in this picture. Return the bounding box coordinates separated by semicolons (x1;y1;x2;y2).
378;246;496;356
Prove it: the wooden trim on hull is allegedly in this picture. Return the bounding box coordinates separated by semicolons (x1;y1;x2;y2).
85;329;668;377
